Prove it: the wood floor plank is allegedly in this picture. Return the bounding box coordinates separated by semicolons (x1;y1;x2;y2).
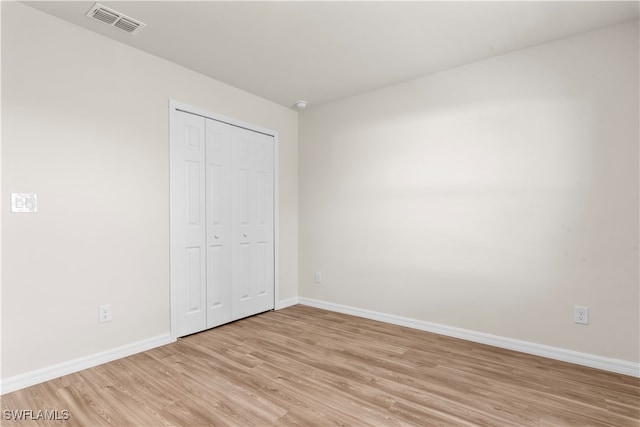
2;305;638;426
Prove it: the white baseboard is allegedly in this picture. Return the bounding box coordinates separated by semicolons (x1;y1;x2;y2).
1;333;173;395
298;297;640;378
4;300;637;395
276;296;299;309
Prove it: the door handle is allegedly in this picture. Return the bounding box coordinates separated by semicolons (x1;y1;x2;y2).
243;233;248;237
214;235;219;239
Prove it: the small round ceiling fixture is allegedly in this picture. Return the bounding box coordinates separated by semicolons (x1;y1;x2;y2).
295;100;308;110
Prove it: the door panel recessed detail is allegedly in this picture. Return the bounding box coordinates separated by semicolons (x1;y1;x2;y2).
186;247;202;313
209;164;222;225
186;161;201;226
185;126;200;150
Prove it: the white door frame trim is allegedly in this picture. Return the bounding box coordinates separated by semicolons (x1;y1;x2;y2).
168;99;280;342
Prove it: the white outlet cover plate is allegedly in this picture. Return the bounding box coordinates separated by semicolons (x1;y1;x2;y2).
99;304;112;323
574;305;589;325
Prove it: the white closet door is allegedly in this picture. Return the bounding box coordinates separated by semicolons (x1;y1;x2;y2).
231;127;275;320
172;106;275;338
205;119;233;328
172;111;207;337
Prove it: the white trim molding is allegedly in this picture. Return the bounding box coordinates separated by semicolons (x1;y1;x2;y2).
298;298;640;378
277;297;299;310
0;334;173;395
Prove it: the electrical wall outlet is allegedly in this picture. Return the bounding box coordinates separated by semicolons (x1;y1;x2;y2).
574;305;589;325
99;304;112;323
314;271;322;284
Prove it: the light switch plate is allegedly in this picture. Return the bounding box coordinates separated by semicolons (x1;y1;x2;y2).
11;193;37;213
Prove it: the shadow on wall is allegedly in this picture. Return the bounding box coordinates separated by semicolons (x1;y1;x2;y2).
299;21;639;360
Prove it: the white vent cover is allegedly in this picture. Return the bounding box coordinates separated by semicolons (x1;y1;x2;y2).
86;3;146;35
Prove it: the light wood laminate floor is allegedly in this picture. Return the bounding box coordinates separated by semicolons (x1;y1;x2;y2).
2;305;639;426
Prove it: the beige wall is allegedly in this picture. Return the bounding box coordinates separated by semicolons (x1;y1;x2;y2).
1;2;298;379
2;1;638;383
299;20;639;362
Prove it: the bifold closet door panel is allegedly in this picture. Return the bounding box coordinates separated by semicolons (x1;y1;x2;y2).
231;126;275;320
205;119;233;328
172;111;207;337
172;108;275;337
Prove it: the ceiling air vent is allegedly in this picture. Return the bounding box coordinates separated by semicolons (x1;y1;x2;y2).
86;3;146;35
